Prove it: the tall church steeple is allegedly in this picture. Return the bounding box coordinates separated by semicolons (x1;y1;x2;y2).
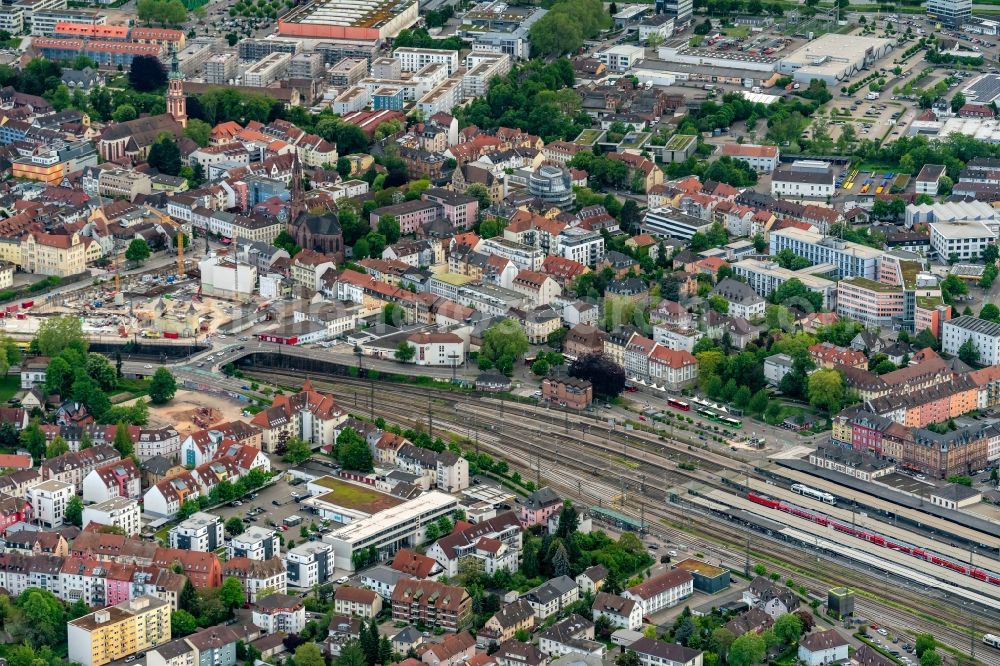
289;152;305;222
167;46;187;128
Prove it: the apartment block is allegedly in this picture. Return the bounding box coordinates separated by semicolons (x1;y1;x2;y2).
393;47;459;74
205;52;238;84
169;511;223;552
835;277;905;329
68;596;172;666
942;315;1000;366
82;496;142;536
243;52;291;87
28;478;74;527
768;227;880;279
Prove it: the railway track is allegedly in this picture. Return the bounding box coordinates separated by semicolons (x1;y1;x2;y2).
248;370;997;665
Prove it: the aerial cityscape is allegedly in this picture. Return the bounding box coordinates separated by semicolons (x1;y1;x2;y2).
0;0;995;666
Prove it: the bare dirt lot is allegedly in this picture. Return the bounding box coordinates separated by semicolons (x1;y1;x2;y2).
147;389;247;435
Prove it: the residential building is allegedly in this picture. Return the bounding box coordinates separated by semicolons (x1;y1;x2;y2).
82;459;142;504
227;527;280;561
222;557;287;603
477;599;536;647
335;586;382;618
710;278;766;319
67;596;172;666
629;638;703;666
538;615;603;658
623;569;693;615
422;631;477;666
542;375;593;410
28;479;74;527
928;220;996;261
942;315;1000;366
253;593;306;634
169;512;223;552
798;630;849;666
742;576;800;619
391;578;472;630
82;496;141;536
592;592;642;631
915;164;945;194
522;575;579;620
426;511;522;576
284;542;334;588
519;487;562;527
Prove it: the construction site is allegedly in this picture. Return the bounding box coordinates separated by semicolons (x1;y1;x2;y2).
2;235;253;344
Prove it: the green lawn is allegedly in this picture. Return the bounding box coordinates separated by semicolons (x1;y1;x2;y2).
0;375;20;403
722;25;750;37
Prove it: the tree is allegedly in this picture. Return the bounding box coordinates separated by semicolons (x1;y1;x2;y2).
112;421;134;458
45;435;69;459
13;588;66;648
37;314;87;356
394;341;416;363
914;328;939;351
129;54;167;92
147;134;183;176
225;517;245;537
171;609;198;636
773;613;803;644
337;157;353;179
377;215;401;244
112;104;138;123
707;295;729;314
178;499;200;520
65;495;83;527
733;385;752;409
220;576;245;609
958;337;980;366
984;243;999;265
87;353;118;392
44;355;74;397
282;436;312;464
748;388;769;415
466;183;493;211
20;420;47;462
183;118;212;147
620;200;641;233
919;652;941;666
710;628;736;657
808;369;844;414
616;651;640;666
481;319;529;367
915;635;936;658
338;643;367;666
569;353;626;398
337;428;374;472
149;367;177;404
728;632;766;666
125;238;151;265
772;278;823;312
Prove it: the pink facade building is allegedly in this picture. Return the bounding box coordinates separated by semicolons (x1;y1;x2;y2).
370;200;441;235
519;487;562;527
422;188;478;230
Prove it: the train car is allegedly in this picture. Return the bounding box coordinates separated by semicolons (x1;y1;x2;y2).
791;483;837;505
667;398;690;411
985;634;1000;649
747;491;782;509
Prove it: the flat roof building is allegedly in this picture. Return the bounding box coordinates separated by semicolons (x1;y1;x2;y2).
777;34;893;85
768;227;881;280
323;491;459;571
278;0;418;41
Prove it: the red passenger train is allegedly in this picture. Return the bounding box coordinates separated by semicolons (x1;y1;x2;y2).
746;491;1000;587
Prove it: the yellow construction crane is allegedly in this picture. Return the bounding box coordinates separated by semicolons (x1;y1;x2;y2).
177;230;184;278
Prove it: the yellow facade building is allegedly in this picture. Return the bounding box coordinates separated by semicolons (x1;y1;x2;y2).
68;596;171;666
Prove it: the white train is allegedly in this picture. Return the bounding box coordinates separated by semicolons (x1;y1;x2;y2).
984;634;1000;649
791;483;837;505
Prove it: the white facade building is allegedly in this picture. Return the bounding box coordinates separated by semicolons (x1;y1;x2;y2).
28;479;73;528
169;511;224;552
942;315;1000;366
81;496;142;536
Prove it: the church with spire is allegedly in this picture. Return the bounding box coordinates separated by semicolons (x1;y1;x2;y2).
285;154;345;262
166;47;187;128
